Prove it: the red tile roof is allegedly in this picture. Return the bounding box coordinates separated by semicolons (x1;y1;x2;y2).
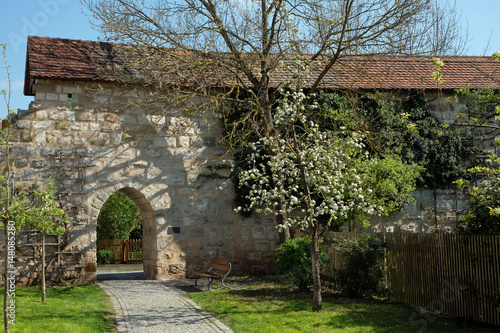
24;36;500;96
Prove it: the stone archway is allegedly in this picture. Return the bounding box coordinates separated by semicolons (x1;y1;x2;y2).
117;187;156;279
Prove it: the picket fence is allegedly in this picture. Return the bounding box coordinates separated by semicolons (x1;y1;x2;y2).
323;232;500;326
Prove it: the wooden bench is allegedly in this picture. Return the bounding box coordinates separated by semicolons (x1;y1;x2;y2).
193;258;231;290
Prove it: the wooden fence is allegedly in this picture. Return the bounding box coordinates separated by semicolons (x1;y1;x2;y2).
323;232;500;326
96;239;143;264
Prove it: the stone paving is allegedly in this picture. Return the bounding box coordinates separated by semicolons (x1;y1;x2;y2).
97;266;233;333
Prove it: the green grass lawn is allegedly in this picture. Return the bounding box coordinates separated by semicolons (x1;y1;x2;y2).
189;276;499;333
0;285;115;333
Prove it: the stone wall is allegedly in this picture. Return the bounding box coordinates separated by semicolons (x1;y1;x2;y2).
2;79;280;284
2;80;494;285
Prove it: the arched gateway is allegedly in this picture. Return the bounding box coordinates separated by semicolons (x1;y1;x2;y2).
5;36;279;284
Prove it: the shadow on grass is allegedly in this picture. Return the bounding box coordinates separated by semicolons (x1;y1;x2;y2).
192;284;500;333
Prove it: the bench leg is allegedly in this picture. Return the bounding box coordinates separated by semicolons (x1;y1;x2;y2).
220;276;230;290
207;278;213;291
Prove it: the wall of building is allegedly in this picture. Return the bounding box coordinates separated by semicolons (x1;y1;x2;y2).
2;79;280;284
2;80;494;285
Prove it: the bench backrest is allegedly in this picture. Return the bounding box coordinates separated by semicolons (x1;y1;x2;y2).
207;258;231;275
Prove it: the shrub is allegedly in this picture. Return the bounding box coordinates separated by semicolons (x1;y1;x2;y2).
97;249;113;265
276;236;330;291
334;234;386;297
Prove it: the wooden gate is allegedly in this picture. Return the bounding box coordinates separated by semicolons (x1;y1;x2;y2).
97;239;143;264
123;239;143;264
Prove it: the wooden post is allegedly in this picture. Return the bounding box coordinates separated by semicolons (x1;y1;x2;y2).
123;240;129;264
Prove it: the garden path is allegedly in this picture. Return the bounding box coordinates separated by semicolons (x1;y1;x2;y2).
97;265;233;333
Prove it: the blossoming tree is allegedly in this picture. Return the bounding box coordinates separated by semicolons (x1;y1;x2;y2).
237;77;420;310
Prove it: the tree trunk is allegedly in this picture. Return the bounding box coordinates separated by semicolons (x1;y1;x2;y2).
310;223;322;312
3;223;10;333
41;233;46;303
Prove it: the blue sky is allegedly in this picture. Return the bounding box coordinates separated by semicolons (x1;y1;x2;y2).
1;0;500;118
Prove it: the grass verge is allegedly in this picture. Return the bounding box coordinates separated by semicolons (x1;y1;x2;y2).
0;285;115;333
189;276;498;333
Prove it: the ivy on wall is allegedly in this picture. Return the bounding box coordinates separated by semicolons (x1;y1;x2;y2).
315;91;482;189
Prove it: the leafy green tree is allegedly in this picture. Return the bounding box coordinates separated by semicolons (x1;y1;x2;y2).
97;191;142;240
18;181;67;303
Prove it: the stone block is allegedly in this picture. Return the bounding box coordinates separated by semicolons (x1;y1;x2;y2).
76;112;96;122
211;198;223;216
154;137;177;148
168;263;186;274
194;148;209;159
240;242;253;251
183;217;197;226
32;121;52;130
266;226;279;240
436;200;454;212
241;228;250;241
255;241;269;251
200;250;217;260
32;160;49;169
165;173;185;185
180;252;196;259
208;228;219;238
204;240;224;248
220;250;234;259
178;136;190;147
202;217;215;224
15;160;29;168
20;130;33;142
203;137;216;148
191;228;204;237
197;198;209;215
175;149;192;159
251;226;266;239
55;121;70;130
144;150;161;158
15;120;31;129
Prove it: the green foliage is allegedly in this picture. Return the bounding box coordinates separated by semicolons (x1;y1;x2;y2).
334;234;386;298
97;191;142;240
276;236;330;291
0;176;32;231
318;92;480;189
363;155;423;215
452;87;500;235
19;181;67;236
454;86;500;128
97;249;113;264
454;156;500;235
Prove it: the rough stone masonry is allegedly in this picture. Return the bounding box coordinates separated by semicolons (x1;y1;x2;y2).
3;78;280;284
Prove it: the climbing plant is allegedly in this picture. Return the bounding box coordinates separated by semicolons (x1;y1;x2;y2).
315;91;481;189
